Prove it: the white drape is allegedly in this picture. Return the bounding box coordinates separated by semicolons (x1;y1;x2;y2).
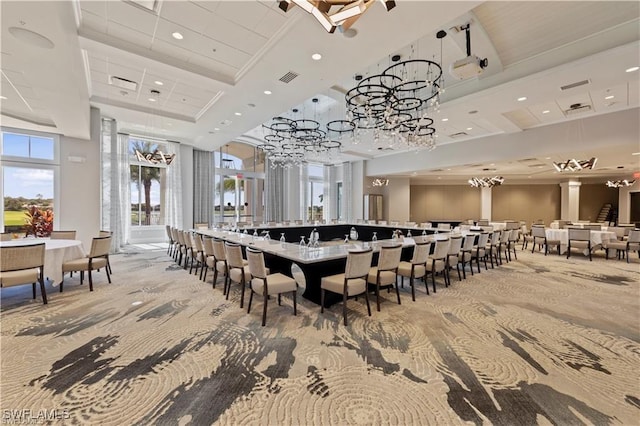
342;161;353;221
113;133;130;250
163;141;182;229
265;159;285;222
192;149;213;226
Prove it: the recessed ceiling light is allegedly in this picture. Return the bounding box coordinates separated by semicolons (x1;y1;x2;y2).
545;157;551;160
172;31;184;40
154;80;164;86
625;66;639;73
466;127;472;131
264;90;272;95
214;127;220;131
517;96;527;102
132;301;143;306
605;95;615;100
311;53;322;61
542;110;550;114
148;98;157;102
0;96;6;100
446;168;451;171
234;112;242;116
441;118;448;122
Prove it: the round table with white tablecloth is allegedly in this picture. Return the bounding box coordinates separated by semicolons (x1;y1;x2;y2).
0;239;85;286
544;229;616;254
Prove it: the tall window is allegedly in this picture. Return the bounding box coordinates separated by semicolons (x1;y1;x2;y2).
337;181;343;220
307;164;324;221
1;129;58;233
129;138;166;226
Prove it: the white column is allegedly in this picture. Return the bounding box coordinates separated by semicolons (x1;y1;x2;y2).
351;161;364;221
480;187;492;220
560;180;581;221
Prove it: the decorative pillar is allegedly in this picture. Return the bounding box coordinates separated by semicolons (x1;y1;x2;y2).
480;187;492;220
560;180;581;222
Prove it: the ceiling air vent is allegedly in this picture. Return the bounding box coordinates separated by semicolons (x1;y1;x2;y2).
560;79;590;91
279;71;299;83
109;75;138;92
565;103;592;116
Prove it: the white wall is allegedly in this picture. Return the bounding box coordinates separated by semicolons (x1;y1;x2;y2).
351;160;364;220
383;177;410;222
58;107;101;250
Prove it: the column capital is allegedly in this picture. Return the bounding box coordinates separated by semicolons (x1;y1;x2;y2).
559;180;582;188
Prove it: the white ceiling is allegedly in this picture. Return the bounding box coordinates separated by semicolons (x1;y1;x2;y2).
1;0;639;183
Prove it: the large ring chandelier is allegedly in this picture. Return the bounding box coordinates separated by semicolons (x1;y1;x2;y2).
343;56;443;151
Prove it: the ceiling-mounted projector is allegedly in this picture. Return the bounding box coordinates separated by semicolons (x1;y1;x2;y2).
450;55;488;80
448;22;488;80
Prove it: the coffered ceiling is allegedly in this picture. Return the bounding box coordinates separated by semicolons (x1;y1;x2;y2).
1;0;639;183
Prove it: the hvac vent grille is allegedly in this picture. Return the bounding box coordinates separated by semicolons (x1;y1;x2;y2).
560;79;590;91
279;71;299;83
109;75;138;91
448;131;468;138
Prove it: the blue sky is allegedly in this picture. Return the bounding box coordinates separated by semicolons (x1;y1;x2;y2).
3;167;54;199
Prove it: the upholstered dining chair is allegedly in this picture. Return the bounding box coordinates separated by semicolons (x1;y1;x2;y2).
224;242;252;308
98;230;113;274
437;223;452;231
397;241;431;300
426;238;450;292
446;236;464;282
497;230;510;265
0;243;47;304
50;230;76;239
458;234;476;279
531;226;560;256
321;248;373;326
190;233;205;276
61;236;112;292
201;236;215;283
472;232;490;273
506;229;519;261
366;244;402;311
211;238;232;290
485;230;501;268
165;225;175;256
245;247;297;326
605;230;640;262
567;228;592;261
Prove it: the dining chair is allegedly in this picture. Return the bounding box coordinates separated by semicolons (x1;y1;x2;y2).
507;229;519;261
224;242;252;308
604;230;640;262
366;244;402;311
437;223;452;231
50;230;76;239
211;238;234;290
190;233;205;275
201;236;216;283
0;243;47;304
245;247;297;326
165;225;175;256
397;241;431;300
472;232;490;273
458;234;476;279
477;219;489;226
497;230;510;264
485;231;501;267
61;236;112;292
446;236;464;282
321;248;373;326
567;228;592;261
426;238;450;292
531;226;560;256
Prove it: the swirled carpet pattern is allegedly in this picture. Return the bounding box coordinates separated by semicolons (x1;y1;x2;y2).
1;247;638;425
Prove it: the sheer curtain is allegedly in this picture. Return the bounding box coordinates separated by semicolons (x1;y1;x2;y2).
342;161;353;221
163;141;182;229
110;133;130;251
265;159;284;222
323;165;334;221
193;149;213;226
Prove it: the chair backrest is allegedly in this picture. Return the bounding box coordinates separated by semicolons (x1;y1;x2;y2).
411;242;431;264
377;244;402;270
505;221;519;230
212;239;226;261
477;219;489;226
171;227;179;243
194;223;208;230
183;231;194;248
165;225;173;240
50;230;76;239
420;222;432;228
99;230;112;237
476;232;490;247
246;247;267;279
0;243;45;272
533;219;544;225
490;230;501;245
1;232;12;241
431;239;450;259
89;236;111;257
224;242;244;269
626;230;640;243
202;236;215;256
345;249;373;279
508;229;519;241
500;230;510;243
584;224;602;231
437;223;451;231
447;236;463;255
531;226;546;238
461;235;475;251
608;227;625;240
568;228;591;241
192;233;204;252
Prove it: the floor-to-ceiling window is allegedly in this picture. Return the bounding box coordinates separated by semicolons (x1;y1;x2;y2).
0;128;58;235
307;163;324;221
213;142;265;225
129;138;167;227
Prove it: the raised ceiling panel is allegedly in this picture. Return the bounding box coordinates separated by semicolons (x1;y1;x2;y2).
106;1;159;36
186;54;239;79
79;1;108;18
253;7;289;38
214;1;270;31
159;1;214;34
192;0;221;14
106;21;153;49
197;37;252;69
151;38;192;62
502;109;540;130
201;14;267;55
475;2;640;66
80;10;108;33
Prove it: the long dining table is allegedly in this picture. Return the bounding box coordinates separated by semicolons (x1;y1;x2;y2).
0;238;85;286
198;227;471;306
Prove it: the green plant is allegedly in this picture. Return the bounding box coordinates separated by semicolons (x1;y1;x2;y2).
24;205;53;237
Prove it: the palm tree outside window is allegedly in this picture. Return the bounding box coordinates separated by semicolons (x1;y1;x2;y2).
129;139;166;226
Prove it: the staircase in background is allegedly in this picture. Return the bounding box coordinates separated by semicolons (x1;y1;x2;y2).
596;203;617;224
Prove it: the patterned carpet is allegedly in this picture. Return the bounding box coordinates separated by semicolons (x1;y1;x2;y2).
1;245;638;425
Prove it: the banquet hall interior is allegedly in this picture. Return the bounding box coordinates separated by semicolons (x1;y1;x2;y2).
0;1;639;424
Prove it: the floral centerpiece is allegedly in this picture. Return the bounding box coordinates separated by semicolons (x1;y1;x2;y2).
24;205;53;237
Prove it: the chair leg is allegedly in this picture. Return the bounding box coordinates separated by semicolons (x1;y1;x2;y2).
410;276;416;301
278;294;282;306
262;293;268;326
456;264;461;281
32;282;36;299
343;290;348;326
292;291;297;316
321;289;325;313
88;270;94;292
39;277;47;304
364;289;371;316
106;264;111;283
395;280;401;305
462;262;467;280
247;290;254;313
424;274;430;295
376;281;381;312
59;279;64;293
240;277;246;308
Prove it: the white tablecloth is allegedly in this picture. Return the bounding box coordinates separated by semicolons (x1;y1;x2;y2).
545;229;616;254
0;239;85;286
489;222;507;231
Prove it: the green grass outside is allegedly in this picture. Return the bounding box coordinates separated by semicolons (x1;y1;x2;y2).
4;210;26;227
